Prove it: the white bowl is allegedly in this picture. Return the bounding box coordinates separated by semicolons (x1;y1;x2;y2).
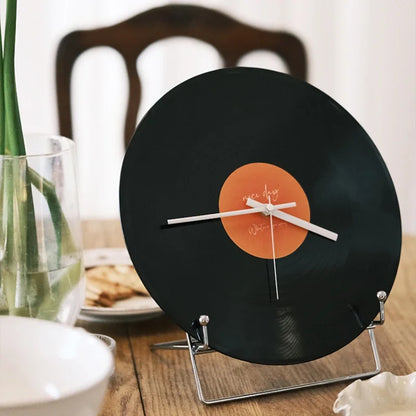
333;371;416;415
0;316;113;416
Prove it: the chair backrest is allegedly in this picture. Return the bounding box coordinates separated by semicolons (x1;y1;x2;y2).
56;4;307;149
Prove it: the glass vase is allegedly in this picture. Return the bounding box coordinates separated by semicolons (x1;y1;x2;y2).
0;135;84;325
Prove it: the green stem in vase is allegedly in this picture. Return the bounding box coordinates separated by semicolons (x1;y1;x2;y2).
37;261;82;320
0;13;5;154
1;0;21;313
28;169;81;319
1;0;44;315
4;0;40;301
29;167;77;256
0;10;6;311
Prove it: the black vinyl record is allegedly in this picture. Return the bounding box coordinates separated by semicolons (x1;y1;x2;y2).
119;67;401;365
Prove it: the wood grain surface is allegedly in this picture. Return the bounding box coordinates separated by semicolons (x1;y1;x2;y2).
78;220;416;415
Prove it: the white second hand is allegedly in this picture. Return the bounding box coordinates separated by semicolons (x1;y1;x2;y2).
268;197;279;300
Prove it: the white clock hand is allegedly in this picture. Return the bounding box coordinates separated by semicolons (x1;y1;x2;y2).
246;198;338;241
167;202;296;225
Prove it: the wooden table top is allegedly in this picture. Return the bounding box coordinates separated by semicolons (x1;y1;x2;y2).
78;220;416;416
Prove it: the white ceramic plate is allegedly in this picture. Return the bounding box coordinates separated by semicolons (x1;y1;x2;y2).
78;248;163;322
333;371;416;415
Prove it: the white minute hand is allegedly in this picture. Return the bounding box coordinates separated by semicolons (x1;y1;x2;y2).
246;198;338;241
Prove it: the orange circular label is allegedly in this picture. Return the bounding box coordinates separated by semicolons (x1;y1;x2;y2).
219;163;310;259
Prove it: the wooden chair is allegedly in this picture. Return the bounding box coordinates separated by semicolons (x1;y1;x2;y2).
56;4;307;148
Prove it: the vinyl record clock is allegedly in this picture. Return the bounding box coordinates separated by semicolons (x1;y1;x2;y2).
119;67;401;365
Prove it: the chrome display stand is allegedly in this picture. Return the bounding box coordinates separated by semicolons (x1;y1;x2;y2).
151;291;387;405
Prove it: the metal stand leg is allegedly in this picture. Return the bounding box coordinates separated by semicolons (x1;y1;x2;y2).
151;291;387;405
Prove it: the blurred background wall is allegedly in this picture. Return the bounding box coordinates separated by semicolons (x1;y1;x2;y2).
7;0;416;233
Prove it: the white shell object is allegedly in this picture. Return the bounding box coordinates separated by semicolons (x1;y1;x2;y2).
333;371;416;415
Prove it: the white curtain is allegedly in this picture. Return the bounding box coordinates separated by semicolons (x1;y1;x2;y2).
10;0;416;233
